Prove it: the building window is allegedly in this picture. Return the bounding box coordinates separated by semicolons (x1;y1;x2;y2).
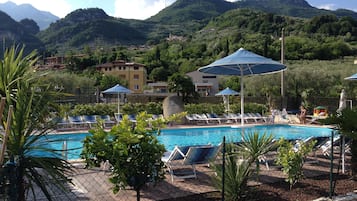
134;85;139;90
202;75;216;79
119;75;126;79
133;74;139;80
134;66;139;70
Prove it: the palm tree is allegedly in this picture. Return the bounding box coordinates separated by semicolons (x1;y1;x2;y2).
211;143;251;201
238;131;276;175
323;109;357;178
211;132;276;200
0;46;72;200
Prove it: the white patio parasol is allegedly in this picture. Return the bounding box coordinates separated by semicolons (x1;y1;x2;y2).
102;84;132;114
215;87;239;114
198;48;286;127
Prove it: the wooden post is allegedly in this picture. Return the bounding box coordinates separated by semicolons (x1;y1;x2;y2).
0;105;13;165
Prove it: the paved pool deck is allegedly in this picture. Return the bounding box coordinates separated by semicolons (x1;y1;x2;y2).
64;150;353;201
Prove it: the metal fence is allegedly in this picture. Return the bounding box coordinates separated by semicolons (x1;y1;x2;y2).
0;163;138;201
0;136;344;201
0;153;225;201
0;160;223;201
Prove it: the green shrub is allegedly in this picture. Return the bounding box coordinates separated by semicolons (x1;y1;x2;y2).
81;112;167;198
70;103;115;116
63;102;267;117
67;102;163;116
185;103;225;114
121;102;162;114
81;112;185;199
145;102;163;114
275;138;316;189
185;102;267;115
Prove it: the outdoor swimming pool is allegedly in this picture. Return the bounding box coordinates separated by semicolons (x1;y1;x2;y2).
38;124;333;160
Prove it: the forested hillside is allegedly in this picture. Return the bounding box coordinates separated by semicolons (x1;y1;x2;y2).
200;9;356;60
37;8;148;53
2;0;357;56
139;9;357;81
148;0;235;23
35;0;357;52
1;0;357;105
48;8;357;80
0;10;44;56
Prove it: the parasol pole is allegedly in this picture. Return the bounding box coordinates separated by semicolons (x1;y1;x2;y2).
227;95;230;114
240;67;244;127
240;66;245;140
62;141;68;160
281;28;285;109
117;93;120;114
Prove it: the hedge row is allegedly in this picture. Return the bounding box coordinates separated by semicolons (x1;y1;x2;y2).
59;102;268;117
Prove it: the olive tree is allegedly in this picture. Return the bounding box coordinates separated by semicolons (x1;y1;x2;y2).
81;112;184;201
276;138;315;189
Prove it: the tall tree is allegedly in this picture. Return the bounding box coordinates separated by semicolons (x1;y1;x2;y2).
168;73;198;103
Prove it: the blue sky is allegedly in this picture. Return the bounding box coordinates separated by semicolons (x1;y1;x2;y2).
0;0;356;20
307;0;357;11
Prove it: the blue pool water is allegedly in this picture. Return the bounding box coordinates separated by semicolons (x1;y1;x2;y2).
39;124;332;160
159;124;332;150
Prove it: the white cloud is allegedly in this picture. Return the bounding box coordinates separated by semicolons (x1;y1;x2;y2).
0;0;72;17
114;0;174;20
317;4;336;10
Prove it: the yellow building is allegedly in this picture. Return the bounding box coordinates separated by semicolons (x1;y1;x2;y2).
96;60;147;93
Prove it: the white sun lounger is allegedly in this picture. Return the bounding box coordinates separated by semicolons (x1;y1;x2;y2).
162;145;219;182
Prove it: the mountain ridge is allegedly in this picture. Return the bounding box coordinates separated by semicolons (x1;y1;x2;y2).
1;0;357;54
148;0;236;23
234;0;357;19
0;10;44;56
1;0;357;31
0;1;59;30
37;8;147;52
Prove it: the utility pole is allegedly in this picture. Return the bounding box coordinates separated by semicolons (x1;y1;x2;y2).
2;37;5;53
280;28;285;109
